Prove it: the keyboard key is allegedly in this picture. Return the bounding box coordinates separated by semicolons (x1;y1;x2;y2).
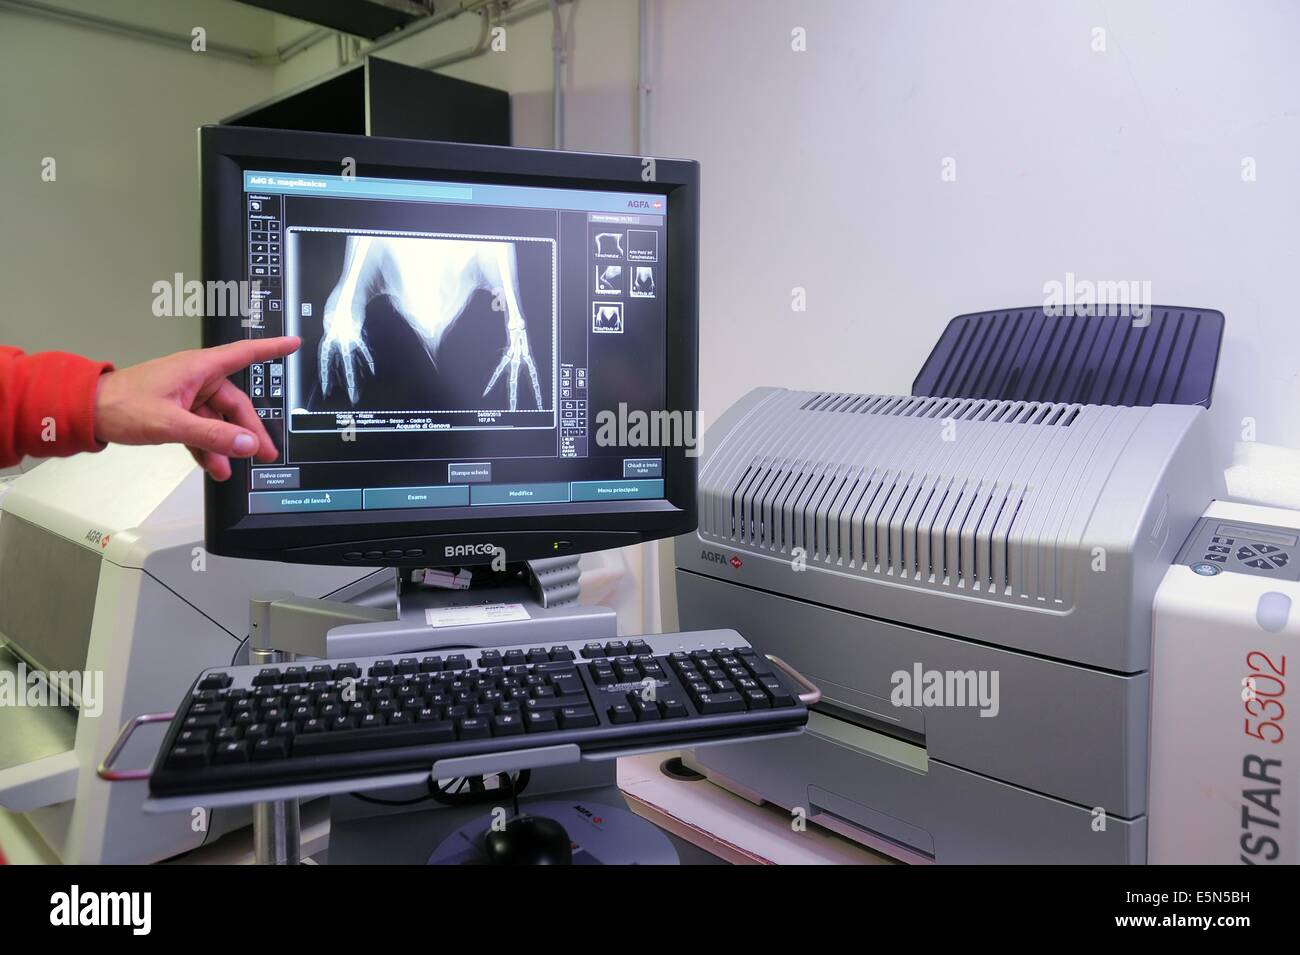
295;721;455;755
559;706;598;729
630;697;661;721
252;668;282;686
527;648;549;664
396;658;419;675
283;666;308;683
695;691;745;714
457;717;491;740
493;714;525;736
608;702;636;724
549;647;575;661
165;745;210;769
368;660;395;677
525;709;559;732
419;656;443;673
660;698;688;719
548;670;586;696
580;642;605;658
213;741;250;764
759;677;794;707
198;672;233;690
252;737;290;760
604;641;628;656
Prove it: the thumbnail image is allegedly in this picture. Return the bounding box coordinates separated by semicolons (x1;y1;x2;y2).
593;301;624;334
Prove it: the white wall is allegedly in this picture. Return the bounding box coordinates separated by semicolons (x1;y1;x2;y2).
0;0;280;366
645;0;1300;478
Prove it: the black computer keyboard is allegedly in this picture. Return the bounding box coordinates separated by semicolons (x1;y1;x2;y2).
147;631;811;797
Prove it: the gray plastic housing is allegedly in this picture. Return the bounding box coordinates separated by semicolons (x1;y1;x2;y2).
673;387;1216;859
678;387;1213;673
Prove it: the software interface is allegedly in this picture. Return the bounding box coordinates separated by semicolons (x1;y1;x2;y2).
240;170;668;517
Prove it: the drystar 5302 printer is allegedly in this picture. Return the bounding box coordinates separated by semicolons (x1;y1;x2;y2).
674;306;1228;863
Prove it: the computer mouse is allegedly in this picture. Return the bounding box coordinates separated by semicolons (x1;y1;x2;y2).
482;814;574;865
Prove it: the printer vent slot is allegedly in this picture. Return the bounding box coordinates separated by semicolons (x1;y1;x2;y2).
874;480;1030;596
798;393;1081;427
717;455;1034;599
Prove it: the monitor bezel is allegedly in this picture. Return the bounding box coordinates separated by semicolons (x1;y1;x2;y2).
200;125;699;567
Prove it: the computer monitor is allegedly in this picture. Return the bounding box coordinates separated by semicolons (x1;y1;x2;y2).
200;125;699;567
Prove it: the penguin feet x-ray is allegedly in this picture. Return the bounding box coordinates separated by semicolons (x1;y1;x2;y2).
317;236;545;411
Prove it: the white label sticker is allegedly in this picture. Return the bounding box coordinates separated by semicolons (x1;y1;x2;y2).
424;602;531;628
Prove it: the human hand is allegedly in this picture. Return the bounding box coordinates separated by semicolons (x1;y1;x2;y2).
93;336;301;481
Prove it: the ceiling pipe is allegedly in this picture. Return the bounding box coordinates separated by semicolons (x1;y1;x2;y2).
548;0;565;150
0;0;336;66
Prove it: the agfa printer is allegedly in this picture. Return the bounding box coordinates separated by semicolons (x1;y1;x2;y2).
674;306;1238;863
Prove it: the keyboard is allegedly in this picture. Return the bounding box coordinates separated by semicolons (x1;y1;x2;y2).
147;630;811;797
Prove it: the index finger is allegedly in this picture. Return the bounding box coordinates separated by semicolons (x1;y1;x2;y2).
204;336;301;377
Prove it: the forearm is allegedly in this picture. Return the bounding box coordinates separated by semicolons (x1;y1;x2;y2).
0;346;113;467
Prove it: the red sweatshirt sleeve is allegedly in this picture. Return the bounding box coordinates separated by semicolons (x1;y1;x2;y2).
0;346;114;467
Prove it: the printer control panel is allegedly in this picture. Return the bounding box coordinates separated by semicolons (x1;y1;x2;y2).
1180;517;1300;580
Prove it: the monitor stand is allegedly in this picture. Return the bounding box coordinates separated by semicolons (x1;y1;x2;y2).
244;557;673;864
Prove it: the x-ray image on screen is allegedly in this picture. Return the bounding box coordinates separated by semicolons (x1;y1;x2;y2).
286;230;555;424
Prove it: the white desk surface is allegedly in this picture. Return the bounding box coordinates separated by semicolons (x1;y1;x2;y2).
617;752;896;865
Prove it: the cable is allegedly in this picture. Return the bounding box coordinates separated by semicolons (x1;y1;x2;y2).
429;769;531;808
348;770;532;809
348;775;439;807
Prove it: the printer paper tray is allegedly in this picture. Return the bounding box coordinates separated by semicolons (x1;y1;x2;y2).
0;645;80;810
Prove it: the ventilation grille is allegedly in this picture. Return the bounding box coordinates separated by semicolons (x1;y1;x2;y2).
912;306;1224;408
798;392;1082;427
723;461;1029;596
695;390;1144;606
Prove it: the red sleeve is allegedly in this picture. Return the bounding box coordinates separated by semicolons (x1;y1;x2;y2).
0;346;114;467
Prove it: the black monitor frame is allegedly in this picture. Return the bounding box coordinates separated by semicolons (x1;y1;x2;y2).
200;125;699;568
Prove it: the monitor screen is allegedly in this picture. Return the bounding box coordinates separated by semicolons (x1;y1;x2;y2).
202;127;699;567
